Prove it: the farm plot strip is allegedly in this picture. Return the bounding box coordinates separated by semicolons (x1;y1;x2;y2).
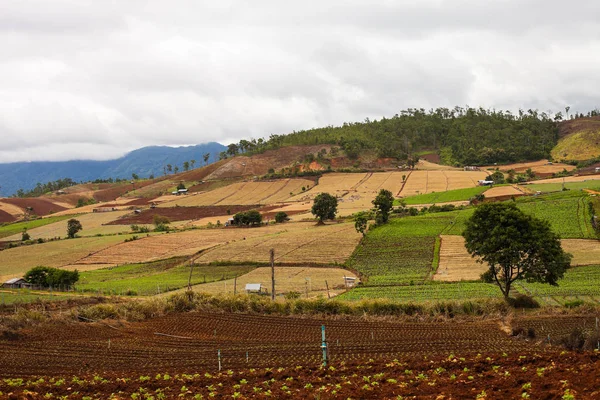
0;312;536;376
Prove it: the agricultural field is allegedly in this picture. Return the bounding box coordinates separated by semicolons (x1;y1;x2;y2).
521;180;600;193
517;264;600;303
347;213;457;285
3;211;133;241
76;258;254;296
0;215;73;239
190;266;356;298
107;205;264;225
338;282;501;301
193;222;361;265
483;159;576;174
0;234;140;282
434;235;485;281
399;186;487;205
482;185;525;198
160;178;315;207
399;170;488;197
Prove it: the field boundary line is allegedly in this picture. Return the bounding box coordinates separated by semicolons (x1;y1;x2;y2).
351;172;373;190
396;170;413;196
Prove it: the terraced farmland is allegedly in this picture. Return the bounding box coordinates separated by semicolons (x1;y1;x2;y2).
193;222;360;265
399;171;487;197
160;178;315;207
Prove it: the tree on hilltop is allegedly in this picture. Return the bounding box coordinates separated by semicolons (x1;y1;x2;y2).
463;203;571;301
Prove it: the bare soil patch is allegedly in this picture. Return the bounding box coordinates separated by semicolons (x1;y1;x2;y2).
0;209;16;223
0;198;67;216
483;159;576;174
434;235;486;281
483;185;526;199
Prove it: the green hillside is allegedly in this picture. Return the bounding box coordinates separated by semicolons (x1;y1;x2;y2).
551;116;600;161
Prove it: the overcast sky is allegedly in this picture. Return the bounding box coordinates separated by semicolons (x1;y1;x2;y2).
1;0;599;163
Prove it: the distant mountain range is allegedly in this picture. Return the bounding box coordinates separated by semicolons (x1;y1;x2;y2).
0;143;226;197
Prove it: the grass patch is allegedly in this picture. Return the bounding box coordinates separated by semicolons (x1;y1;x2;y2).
431;236;441;275
398;186;487;205
0;215;74;239
77;258;255;295
523;181;600;193
338;282;501;302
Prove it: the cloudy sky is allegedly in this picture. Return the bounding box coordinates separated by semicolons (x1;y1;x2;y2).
1;0;599;163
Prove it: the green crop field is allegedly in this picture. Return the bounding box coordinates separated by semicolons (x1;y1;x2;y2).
517;265;600;299
0;215;74;239
398;186;487;205
76;258;255;295
523;181;600;193
347;213;457;285
337;281;501;302
0;290;83;305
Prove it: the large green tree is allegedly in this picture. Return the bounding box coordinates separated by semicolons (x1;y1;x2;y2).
372;189;394;224
462;203;571;300
311;193;338;224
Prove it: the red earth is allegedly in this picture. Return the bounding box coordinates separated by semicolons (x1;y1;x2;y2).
0;209;16;223
0;311;599;398
0;198;67;216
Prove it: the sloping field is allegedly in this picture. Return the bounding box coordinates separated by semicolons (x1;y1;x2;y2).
521;180;600;193
194;222;360;264
3;211;132;241
552;116;600;160
482;185;525;199
483;159;576;174
399;171;488;197
0;198;67;216
0;235;138;282
434;236;600;282
0;200;27;219
108;205;264;225
204;145;331;180
190;266;357;297
0;209;15;223
160;178;315;207
528;175;600;185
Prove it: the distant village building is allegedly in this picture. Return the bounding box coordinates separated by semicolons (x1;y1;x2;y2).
464;166;478;171
595;167;600;173
178;188;188;195
245;283;265;294
477;180;494;186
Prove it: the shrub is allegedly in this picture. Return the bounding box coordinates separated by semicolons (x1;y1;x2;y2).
506;294;539;309
564;299;584;308
21;231;30;241
233;210;262;226
274;211;289;223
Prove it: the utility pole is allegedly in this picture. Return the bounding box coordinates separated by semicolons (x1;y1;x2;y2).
270;249;275;301
187;260;194;292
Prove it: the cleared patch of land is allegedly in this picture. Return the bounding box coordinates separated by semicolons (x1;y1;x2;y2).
551;116;600;160
0;215;73;239
483;159;576;174
194;222;360;264
521;180;600;193
190;266;356;298
0;198;67;216
481;185;525;198
107;205;266;225
434;235;485;282
399;171;488;197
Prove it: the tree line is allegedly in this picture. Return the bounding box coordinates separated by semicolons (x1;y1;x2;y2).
219;107;599;165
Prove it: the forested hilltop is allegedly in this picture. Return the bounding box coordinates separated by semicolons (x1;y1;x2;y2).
228;107;562;166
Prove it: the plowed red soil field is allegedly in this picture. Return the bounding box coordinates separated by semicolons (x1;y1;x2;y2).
0;198;67;216
0;209;15;223
106;205;276;225
0;312;598;398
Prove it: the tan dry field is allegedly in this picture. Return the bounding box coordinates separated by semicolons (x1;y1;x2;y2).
3;211;133;241
415;160;461;171
159;178;315;207
193;222;360;264
0;201;25;219
482;185;525;198
0;235;138;282
482;160;576;174
50;199;135;216
400;171;488;197
434;236;600;282
188;266;357;298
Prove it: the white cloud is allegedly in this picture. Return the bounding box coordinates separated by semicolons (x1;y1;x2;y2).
0;0;599;162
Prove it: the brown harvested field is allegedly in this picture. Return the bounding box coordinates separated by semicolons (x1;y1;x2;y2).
399;170;488;197
160;178;315;207
0;198;67;216
0;200;26;219
415;159;461;170
107;205;267;225
193;222;361;264
189;266;357;297
0;235;139;282
434;236;600;282
288;173;368;202
434;235;485;281
3;211;133;241
483;159;576;174
483;185;526;198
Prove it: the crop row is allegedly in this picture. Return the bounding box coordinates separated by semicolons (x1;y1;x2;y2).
337;282;501;301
